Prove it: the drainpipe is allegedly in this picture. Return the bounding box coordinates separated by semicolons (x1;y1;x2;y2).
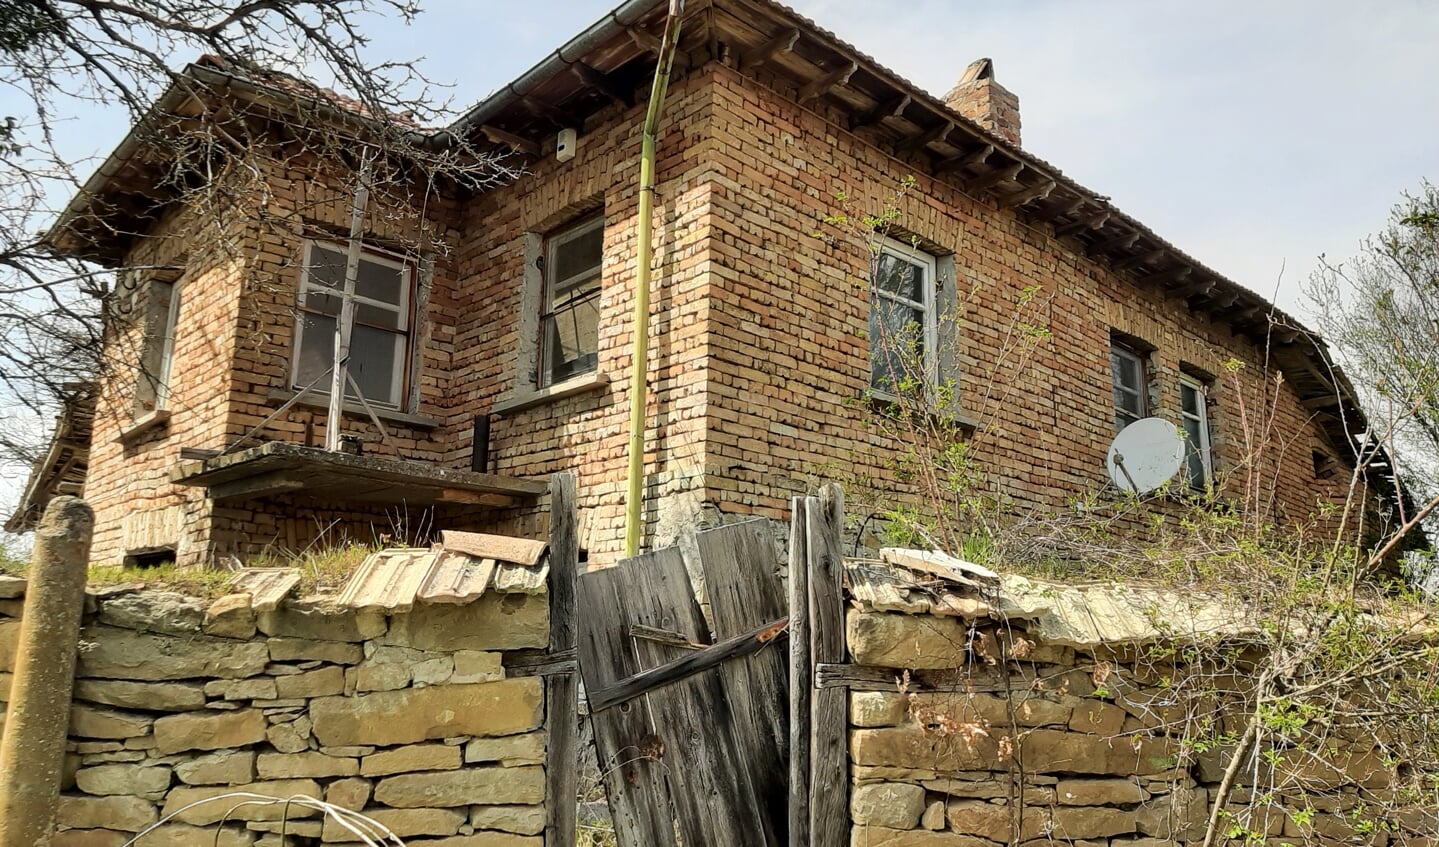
624;0;684;558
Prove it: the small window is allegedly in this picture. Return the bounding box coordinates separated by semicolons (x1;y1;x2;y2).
291;241;412;409
136;278;181;414
1179;376;1213;489
540;216;603;388
869;238;938;396
1110;343;1147;432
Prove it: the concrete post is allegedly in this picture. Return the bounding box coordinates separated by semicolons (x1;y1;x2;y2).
0;496;93;847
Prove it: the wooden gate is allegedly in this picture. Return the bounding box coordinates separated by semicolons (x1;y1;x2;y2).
574;485;849;847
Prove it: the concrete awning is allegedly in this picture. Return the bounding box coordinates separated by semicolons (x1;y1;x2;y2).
172;441;546;508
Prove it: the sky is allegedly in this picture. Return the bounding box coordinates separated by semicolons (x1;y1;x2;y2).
1;0;1437;533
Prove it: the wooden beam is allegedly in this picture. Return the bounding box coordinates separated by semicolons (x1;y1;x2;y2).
896;120;953;153
520;96;568;126
1143;266;1191;287
798;61;857;102
586;617;789;713
967;161;1025;191
1113;248;1166;272
570;62;633;107
1088;230;1141;255
479;124;540;156
1302;394;1342;411
1178;277;1217;299
935;143;993;173
808;485;848;847
788;498;811;847
741;27;800;71
208;471;306;502
999;178;1056;208
1055;210;1110;237
544;473;579;847
850;93;910;129
1056;195;1090;217
627;26;661;54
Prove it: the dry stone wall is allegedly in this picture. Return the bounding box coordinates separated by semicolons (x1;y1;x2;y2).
0;576;550;847
844;597;1433;846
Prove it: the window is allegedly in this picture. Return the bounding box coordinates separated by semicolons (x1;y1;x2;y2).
1110;343;1147;432
292;241;411;409
136;278;181;414
1179;375;1213;489
869;238;937;395
539;216;603;388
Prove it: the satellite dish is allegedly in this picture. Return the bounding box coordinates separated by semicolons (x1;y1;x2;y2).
1106;417;1186;494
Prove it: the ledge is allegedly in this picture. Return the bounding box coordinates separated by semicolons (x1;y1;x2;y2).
492;372;611;416
265;388;440;429
116;409;171;446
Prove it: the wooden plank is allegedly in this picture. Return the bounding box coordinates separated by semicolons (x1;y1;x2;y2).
440;530;547;565
815;662;1012;694
696;519;790;844
808;485;849;847
575;565;677;847
545;474;578;847
787;498;812;847
334;549;437;613
879;547;999;586
589;617;788;713
622;547;771;847
229;568;300;612
416;550;495;605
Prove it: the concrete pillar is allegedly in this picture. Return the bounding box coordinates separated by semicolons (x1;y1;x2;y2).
0;496;93;847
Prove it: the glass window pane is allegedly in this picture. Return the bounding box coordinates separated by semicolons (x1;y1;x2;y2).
306;244;346;289
356;257;405;305
543;295;601;384
870;297;924;391
348;325;402;405
354;301;402;330
304;289;342;316
553;225;603;284
1181;383;1202;417
296;313;336;388
874;251;924;301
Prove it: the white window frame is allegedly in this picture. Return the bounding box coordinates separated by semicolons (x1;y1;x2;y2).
1110;342;1147;432
538;215;604;389
290;240;413;410
869;237;938;396
1179;374;1213;490
153;278;182;411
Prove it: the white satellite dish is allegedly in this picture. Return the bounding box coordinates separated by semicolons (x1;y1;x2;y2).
1106;417;1186;494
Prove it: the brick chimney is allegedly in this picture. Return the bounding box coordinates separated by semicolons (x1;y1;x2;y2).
944;58;1021;147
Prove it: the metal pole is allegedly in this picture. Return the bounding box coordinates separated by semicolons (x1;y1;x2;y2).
0;496;93;847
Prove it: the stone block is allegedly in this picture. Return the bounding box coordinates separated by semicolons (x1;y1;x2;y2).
1056;778;1147;805
470;804;545;835
320;807;466;841
77;626;269;680
451;650;504;684
56;794;158;831
1050;805;1136;839
51;831;128;847
204;678;279;701
98;591;205;635
848;828;996;847
325;777;373;811
851;782;926;828
312;679;542;747
274;666;344;698
154;709;267;754
847;610;968;669
130;824;254;847
355;663;411;692
945;799;1050;841
1135;784;1207;840
74;679;206;712
850;726;1000;772
267;637;363;664
382;593;546;652
74;763;172;796
463;733;545;767
405;832;541;846
160;779;322;824
69;705;153;740
202;594;257;640
362;743;462;776
412;655;455;687
372;766;545;807
256;751;360;779
256;605;385;642
920;800;945;830
266;715;312;753
174;750;256;785
850;691;908;727
0;574;25;598
1068;700;1127;736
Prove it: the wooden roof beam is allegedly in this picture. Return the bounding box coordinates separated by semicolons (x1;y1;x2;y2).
935;143;993;173
1088;231;1140;256
999;178;1056;208
896;120;953;153
628;26;662;54
480;125;540;156
570;63;633;107
741;27;800;71
851;93;909;129
1056;210;1110;237
1055;195;1091;217
520;96;568;127
1113;248;1166;272
798;61;858;103
967;161;1024;191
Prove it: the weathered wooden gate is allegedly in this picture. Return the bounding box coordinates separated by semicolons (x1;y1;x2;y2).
575;485;849;847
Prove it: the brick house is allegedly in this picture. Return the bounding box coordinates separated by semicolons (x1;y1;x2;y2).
10;0;1393;567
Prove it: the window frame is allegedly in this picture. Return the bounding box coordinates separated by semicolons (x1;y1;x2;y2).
1110;342;1148;432
1179;374;1214;490
538;215;604;389
290;239;414;411
868;236;939;398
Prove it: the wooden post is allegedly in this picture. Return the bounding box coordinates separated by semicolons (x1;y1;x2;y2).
0;497;93;847
545;474;578;847
787;497;812;847
807;484;848;847
325;155;373;452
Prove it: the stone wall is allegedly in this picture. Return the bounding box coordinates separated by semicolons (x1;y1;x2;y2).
0;577;552;846
843;587;1433;846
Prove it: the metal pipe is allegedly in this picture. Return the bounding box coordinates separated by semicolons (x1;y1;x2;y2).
624;0;684;558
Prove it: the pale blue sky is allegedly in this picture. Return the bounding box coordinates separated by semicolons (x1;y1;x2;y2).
2;0;1437;527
